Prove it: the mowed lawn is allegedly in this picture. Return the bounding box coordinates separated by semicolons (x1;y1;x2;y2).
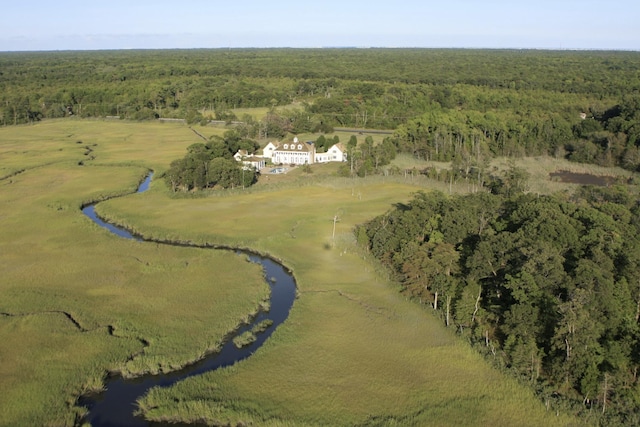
0;119;580;426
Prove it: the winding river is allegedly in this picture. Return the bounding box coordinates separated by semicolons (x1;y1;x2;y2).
78;173;297;426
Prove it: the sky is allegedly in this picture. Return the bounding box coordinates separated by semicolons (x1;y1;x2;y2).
1;0;638;51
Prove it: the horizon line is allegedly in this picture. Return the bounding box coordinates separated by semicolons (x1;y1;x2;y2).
2;46;639;54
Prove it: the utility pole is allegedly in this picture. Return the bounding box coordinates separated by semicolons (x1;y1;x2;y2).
332;213;340;241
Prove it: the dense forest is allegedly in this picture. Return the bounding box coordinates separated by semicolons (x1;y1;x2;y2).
2;48;640;171
357;183;640;425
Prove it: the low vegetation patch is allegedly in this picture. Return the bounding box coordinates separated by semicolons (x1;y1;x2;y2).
232;331;257;348
232;321;273;348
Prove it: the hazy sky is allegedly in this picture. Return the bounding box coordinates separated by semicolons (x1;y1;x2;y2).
1;0;638;51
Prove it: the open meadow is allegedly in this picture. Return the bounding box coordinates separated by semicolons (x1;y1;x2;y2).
1;119;623;425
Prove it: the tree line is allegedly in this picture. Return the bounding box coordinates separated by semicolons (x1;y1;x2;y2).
390;95;640;172
164;129;258;191
3;48;639;171
357;183;640;425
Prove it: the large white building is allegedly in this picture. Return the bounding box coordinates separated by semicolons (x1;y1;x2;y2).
272;137;315;165
262;137;346;165
235;137;347;169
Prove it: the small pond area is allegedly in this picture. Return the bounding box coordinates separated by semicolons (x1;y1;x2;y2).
549;170;618;186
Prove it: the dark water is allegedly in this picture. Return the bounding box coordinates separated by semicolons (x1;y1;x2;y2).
78;173;297;426
549;170;616;186
82;204;142;241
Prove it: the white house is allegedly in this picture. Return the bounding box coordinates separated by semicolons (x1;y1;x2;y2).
241;138;347;168
233;149;266;170
315;143;346;163
262;142;277;160
233;149;250;162
272;137;315;165
243;156;266;170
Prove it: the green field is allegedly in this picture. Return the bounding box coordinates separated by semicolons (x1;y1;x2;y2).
0;119;609;426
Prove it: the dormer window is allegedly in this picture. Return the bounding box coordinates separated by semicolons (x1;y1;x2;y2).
297;144;302;150
283;144;288;149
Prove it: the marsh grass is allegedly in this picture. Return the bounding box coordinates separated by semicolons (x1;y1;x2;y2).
0;119;601;426
0;120;269;425
233;318;275;348
232;332;257;348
